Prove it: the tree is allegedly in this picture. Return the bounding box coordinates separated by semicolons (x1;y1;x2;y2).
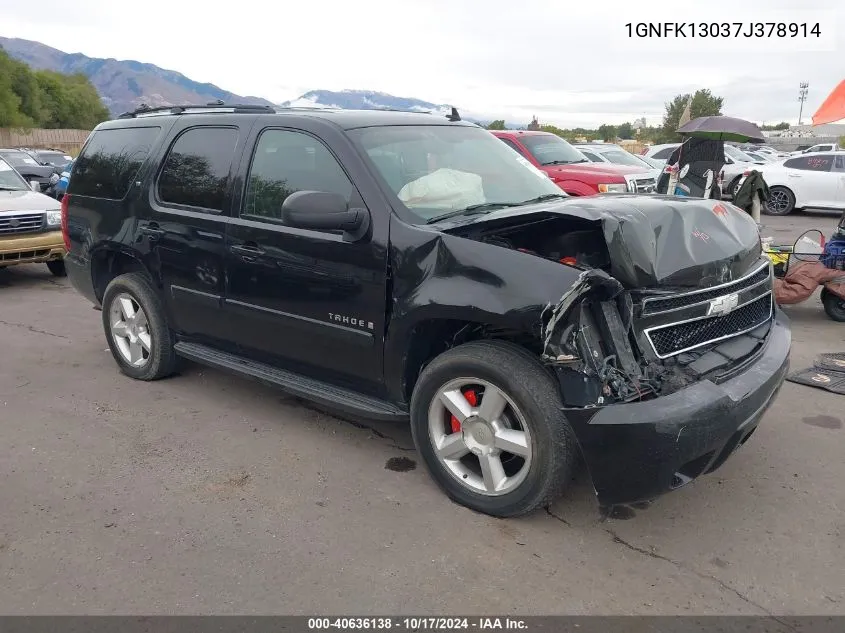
616;122;634;139
485;119;506;130
597;124;617;141
0;48;109;129
661;89;724;141
762;122;790;131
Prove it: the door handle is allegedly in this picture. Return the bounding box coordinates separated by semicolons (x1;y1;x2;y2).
230;243;265;262
788;174;801;178
140;223;165;240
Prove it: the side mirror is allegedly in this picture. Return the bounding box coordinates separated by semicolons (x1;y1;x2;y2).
30;181;40;191
725;157;734;164
281;191;370;240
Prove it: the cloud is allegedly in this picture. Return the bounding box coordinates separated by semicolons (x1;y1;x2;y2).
2;0;841;127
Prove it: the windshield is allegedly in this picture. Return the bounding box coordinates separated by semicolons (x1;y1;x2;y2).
724;145;756;162
0;158;29;190
36;151;72;165
519;134;588;166
0;150;39;167
601;149;650;167
349;125;565;222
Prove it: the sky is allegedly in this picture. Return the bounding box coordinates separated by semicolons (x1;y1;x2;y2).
1;0;841;128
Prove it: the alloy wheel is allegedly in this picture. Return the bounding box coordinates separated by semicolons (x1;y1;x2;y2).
427;378;533;496
108;293;152;367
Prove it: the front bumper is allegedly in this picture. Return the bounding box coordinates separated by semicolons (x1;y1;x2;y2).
564;309;791;507
0;231;65;266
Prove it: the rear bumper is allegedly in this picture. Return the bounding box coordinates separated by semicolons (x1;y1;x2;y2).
0;231;65;266
66;251;98;305
565;309;791;507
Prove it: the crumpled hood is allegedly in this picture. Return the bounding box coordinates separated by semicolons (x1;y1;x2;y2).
441;194;762;289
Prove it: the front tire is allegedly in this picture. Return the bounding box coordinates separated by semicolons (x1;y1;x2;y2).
410;340;577;517
101;272;178;380
46;259;66;277
764;186;796;216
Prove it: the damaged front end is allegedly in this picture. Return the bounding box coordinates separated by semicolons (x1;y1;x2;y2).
444;195;790;505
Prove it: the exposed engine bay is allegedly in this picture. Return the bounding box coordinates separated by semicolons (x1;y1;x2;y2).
449;201;774;409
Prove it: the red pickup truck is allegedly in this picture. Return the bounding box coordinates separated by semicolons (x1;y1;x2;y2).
491;130;657;196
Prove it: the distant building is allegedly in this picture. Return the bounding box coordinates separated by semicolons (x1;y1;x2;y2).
527;116;540;131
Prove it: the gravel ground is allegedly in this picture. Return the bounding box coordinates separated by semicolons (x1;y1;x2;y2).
1;210;843;615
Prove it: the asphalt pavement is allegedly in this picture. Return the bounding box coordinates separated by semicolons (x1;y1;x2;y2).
1;210;843;616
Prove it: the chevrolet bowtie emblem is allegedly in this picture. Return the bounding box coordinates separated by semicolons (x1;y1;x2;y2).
707;293;739;316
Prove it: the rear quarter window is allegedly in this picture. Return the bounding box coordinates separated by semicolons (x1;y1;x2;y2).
69;126;162;199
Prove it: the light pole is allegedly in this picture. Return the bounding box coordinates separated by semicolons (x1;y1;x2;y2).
798;82;809;125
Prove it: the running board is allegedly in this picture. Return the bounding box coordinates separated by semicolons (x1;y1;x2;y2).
174;341;409;422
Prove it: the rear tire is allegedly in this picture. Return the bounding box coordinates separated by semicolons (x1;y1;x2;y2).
410;340;577;517
764;186;796;216
46;259;66;277
822;289;845;322
728;176;742;198
101;272;179;380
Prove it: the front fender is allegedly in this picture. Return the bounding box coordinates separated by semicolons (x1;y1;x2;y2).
383;217;584;401
556;180;598;196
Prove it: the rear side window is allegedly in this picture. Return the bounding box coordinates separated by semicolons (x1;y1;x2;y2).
784;156;834;171
158;127;238;212
70;126;161;199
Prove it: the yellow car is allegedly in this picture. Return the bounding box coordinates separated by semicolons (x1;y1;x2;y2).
0;157;66;276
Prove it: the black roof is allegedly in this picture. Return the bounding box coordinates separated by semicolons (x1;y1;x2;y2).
101;103;475;131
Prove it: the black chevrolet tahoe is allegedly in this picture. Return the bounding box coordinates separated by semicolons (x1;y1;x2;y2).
62;104;790;517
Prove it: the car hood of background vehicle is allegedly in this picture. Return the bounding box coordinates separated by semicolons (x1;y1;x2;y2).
440;194;762;289
543;162;650;179
0;190;60;213
10;164;57;179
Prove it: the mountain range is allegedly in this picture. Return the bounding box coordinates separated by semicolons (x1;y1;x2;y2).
0;36;521;126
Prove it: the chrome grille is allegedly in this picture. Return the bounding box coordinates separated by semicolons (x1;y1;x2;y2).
642;263;771;315
0;213;44;235
646;294;773;358
633;177;656;193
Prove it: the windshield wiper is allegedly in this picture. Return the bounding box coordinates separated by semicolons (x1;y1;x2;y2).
425;202;521;224
0;185;25;191
518;193;568;206
541;159;588;166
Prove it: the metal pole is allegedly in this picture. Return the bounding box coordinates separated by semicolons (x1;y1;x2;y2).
798;82;809;125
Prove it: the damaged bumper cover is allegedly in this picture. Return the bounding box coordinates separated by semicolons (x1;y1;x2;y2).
563;309;790;507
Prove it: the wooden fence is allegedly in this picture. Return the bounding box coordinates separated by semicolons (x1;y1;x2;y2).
0;128;92;156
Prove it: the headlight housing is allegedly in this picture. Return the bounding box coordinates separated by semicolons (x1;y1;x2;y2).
46;210;62;226
597;183;627;193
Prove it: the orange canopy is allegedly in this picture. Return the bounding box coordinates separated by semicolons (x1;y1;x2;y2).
812;80;845;125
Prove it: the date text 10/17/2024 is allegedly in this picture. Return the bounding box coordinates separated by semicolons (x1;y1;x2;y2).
308;617;528;630
625;22;821;38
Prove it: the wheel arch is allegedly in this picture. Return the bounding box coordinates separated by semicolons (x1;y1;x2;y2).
393;317;545;406
90;246;155;304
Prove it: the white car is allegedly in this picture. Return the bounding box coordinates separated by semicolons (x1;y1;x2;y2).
639;143;680;167
742;152;845;216
574;143;661;180
790;143;843;156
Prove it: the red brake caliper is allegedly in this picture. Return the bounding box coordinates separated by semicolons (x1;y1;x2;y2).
451;389;477;433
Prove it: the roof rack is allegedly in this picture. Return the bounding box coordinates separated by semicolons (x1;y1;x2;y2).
117;101;276;119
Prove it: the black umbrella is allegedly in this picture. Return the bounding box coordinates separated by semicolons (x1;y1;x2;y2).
676;116;765;143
